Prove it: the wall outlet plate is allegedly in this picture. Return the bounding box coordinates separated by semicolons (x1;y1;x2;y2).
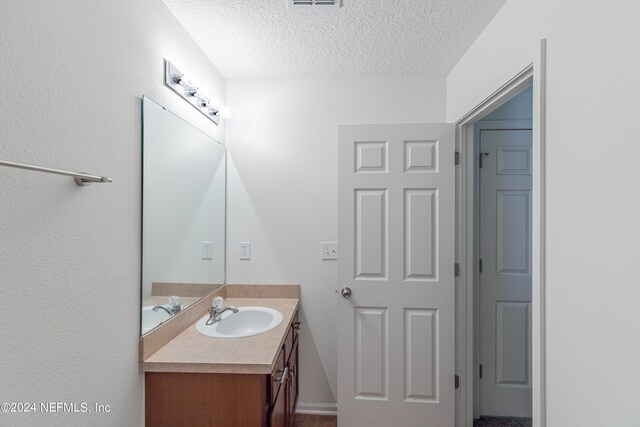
240;242;251;260
321;242;338;260
201;241;214;260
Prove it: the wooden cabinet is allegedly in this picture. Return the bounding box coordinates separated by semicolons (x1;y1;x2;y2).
145;309;300;427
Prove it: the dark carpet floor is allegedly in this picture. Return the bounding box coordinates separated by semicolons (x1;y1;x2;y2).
474;416;532;427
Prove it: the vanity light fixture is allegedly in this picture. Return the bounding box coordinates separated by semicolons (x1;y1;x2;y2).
163;59;231;125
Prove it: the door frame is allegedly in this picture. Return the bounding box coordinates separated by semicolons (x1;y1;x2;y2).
454;39;547;427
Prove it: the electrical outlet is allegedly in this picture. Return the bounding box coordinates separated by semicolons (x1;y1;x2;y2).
201;241;213;260
239;242;251;260
321;242;338;260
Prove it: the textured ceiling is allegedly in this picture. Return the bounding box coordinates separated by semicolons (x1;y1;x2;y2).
162;0;506;79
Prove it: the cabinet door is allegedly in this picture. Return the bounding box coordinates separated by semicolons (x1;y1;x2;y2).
270;371;288;427
287;311;300;354
287;340;299;427
270;345;286;406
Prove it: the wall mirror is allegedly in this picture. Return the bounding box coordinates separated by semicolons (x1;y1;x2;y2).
141;96;225;335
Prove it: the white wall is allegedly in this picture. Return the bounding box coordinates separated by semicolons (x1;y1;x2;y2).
224;76;446;405
0;1;224;425
446;0;543;122
448;0;640;425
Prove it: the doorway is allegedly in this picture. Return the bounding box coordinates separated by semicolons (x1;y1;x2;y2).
454;40;546;427
336;42;547;427
474;88;533;425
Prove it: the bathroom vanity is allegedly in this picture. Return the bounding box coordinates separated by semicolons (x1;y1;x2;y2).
140;285;300;427
139;99;302;425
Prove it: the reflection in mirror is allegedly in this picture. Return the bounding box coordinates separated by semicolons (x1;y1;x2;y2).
141;96;225;335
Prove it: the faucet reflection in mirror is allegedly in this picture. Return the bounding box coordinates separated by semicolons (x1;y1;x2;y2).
164;59;231;126
141;96;226;335
153;295;182;315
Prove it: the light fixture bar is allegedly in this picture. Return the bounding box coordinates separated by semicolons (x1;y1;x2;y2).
163;59;221;126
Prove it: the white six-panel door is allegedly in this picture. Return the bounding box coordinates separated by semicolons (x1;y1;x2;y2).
337;124;455;426
479;129;532;417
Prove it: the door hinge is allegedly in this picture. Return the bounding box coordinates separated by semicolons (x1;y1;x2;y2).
479;364;483;379
479;258;483;273
454;262;460;277
455;374;460;389
455;151;460;165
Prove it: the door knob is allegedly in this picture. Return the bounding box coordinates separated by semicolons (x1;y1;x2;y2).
341;287;352;299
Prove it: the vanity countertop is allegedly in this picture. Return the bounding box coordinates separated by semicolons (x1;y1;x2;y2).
140;297;299;375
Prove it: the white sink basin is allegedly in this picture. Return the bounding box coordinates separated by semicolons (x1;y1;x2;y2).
141;305;172;334
195;306;283;339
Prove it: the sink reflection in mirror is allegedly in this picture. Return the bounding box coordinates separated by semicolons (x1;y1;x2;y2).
196;307;284;339
141;305;172;334
141;96;226;335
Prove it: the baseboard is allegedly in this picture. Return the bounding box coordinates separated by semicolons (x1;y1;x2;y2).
295;402;337;416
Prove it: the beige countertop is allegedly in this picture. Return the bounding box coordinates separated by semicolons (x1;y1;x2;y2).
141;297;299;375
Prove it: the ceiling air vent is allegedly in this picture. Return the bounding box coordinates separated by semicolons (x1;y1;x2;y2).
288;0;342;9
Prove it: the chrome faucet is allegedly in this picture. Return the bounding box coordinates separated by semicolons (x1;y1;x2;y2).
152;305;174;315
206;296;239;325
153;296;182;316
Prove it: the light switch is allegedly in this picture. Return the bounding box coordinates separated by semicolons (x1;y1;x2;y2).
201;241;213;260
240;242;251;260
321;242;338;260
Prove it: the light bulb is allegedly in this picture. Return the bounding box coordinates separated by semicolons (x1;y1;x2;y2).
171;73;183;85
196;97;209;108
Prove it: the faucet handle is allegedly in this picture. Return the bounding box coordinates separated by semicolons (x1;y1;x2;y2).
206;296;225;326
167;296;182;315
169;295;181;308
212;296;224;309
